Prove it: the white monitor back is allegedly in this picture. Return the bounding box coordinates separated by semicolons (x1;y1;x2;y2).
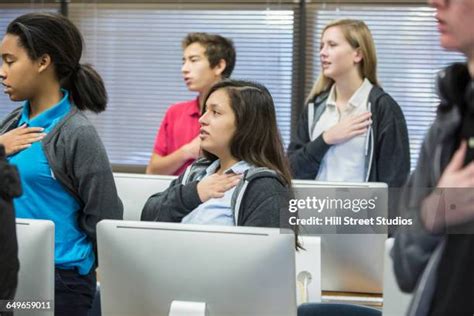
97;220;297;316
15;218;55;316
292;180;387;294
382;238;412;316
295;236;321;304
113;173;176;220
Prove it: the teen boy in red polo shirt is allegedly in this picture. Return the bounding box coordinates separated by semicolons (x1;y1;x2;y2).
146;33;236;175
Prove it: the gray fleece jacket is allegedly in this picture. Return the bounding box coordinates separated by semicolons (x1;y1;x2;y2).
0;106;123;242
391;100;462;316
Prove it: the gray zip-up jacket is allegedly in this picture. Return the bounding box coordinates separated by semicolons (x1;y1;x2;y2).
391;102;462;316
141;157;292;229
288;86;410;188
0;106;123;242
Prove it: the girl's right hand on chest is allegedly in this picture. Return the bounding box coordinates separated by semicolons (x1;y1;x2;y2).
322;112;372;145
197;173;242;203
0;125;46;155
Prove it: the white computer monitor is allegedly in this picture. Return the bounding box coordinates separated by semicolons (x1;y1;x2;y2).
113;172;176;220
295;236;321;304
292;180;388;294
15;218;55;316
97;220;297;316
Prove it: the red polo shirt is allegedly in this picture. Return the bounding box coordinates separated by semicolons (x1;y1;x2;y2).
153;98;201;175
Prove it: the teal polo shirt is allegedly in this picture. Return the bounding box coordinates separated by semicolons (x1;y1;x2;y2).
8;90;95;275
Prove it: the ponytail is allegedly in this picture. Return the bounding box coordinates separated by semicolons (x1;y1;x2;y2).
67;63;107;113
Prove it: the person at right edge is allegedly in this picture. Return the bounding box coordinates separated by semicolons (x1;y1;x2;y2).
392;0;474;315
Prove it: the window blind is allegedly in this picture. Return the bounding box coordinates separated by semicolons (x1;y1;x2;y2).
69;3;296;166
0;2;466;171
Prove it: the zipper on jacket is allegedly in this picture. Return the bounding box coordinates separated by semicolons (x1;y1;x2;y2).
181;165;192;185
407;240;446;316
308;102;314;140
364;102;372;155
364;102;374;182
433;144;443;181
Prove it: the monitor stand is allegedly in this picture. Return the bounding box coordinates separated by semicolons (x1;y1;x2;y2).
169;300;208;316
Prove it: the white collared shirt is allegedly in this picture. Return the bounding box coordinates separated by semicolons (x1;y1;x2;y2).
312;78;373;182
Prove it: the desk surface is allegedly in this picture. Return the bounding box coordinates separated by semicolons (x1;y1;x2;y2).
322;291;383;307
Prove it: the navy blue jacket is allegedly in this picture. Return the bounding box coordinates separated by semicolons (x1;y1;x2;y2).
288;85;410;188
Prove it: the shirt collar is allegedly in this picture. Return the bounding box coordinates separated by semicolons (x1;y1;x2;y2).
326;84;337;108
348;78;373;109
204;159;252;176
187;97;201;117
18;89;71;128
325;78;373;110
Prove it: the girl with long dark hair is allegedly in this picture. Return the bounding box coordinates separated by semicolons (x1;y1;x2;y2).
142;79;293;230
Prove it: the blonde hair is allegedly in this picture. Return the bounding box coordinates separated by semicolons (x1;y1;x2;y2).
306;19;379;103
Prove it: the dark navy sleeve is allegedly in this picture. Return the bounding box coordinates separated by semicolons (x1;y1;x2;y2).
141;177;202;222
287;104;332;179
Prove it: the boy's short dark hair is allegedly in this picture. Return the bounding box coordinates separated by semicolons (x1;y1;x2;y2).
182;32;236;78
